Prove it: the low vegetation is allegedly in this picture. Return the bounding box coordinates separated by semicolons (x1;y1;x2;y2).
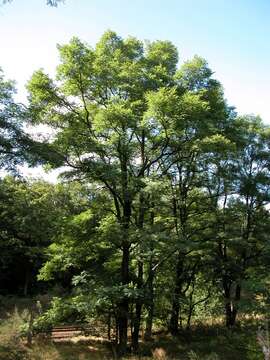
0;297;267;359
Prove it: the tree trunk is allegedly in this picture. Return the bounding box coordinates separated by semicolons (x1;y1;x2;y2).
145;301;154;340
115;316;119;344
144;263;154;340
117;151;131;355
224;282;241;327
132;302;142;352
186;303;193;331
117;243;130;355
132;187;146;351
225;301;235;327
169;254;183;335
132;261;143;352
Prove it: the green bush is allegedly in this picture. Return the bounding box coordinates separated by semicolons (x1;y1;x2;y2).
33;297;86;333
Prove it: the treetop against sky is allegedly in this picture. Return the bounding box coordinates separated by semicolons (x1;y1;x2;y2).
0;0;269;181
0;0;269;124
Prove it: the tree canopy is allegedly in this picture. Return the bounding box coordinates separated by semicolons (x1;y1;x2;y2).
1;31;270;357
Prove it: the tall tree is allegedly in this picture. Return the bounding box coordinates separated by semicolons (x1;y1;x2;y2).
145;55;234;334
204;115;270;326
27;31;179;354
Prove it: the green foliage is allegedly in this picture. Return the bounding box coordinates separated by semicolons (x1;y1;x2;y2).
1;30;270;356
0;68;63;172
32;297;85;332
0;177;88;294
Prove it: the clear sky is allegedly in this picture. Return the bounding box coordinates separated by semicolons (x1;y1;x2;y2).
1;0;269;122
1;0;269;180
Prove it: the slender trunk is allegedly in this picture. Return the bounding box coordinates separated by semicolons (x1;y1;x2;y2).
224;281;241;327
144;282;154;340
115;315;119;344
186;289;194;331
118;301;129;352
225;301;234;327
145;301;154;340
223;277;233;327
118;243;130;355
132;184;146;352
169;177;186;335
169;254;183;335
132;262;143;352
144;263;154;340
169;298;180;335
186;307;192;331
144;207;155;341
117;148;131;355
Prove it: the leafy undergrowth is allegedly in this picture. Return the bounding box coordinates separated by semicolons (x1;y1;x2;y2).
0;298;264;359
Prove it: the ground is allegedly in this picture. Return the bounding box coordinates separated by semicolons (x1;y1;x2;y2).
0;297;265;359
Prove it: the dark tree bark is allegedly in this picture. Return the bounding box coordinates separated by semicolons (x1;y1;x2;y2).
117;242;130;355
132;261;143;352
132;188;146;352
144;206;155;341
144;260;154;340
117;150;132;355
223;279;241;327
169;253;184;335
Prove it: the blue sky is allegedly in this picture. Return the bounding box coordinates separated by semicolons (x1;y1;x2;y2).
1;0;269;180
1;0;269;124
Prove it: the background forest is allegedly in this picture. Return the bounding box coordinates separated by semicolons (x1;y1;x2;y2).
1;17;270;360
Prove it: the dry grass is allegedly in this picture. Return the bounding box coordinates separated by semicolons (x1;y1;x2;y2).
0;306;29;360
0;298;265;359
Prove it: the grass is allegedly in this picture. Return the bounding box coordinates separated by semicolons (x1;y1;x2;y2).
0;297;265;359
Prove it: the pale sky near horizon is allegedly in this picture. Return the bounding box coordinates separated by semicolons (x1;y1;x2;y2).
1;0;269;180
